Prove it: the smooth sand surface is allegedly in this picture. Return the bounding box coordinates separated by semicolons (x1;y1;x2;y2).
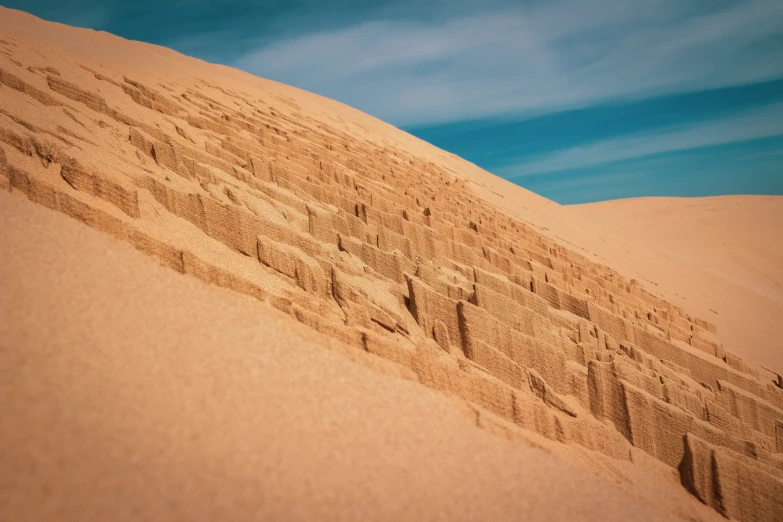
1;6;781;521
0;190;689;522
569;196;783;372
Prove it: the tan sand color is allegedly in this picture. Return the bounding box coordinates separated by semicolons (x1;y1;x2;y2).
1;6;781;521
569;196;783;372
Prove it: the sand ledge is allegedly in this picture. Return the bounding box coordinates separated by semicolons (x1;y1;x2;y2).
1;6;781;521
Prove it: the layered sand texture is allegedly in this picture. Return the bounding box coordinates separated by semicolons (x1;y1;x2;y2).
1;7;781;521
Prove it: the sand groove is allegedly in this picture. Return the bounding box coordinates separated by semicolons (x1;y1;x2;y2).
1;7;781;521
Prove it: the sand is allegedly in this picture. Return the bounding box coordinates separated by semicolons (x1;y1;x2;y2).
1;6;781;521
1;189;702;522
570;196;783;373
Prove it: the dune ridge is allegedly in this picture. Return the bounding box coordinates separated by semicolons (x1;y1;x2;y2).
1;7;781;521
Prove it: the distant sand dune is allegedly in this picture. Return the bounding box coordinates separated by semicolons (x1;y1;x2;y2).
1;6;781;521
570;196;783;373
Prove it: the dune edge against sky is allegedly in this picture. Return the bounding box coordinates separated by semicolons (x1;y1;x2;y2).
1;6;782;522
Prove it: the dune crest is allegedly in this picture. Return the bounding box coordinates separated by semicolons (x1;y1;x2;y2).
1;7;781;521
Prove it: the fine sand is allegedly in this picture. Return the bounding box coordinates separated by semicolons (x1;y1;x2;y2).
570;196;783;373
0;189;701;522
1;6;781;522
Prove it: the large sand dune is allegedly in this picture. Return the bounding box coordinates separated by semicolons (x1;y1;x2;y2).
1;6;781;521
0;188;698;522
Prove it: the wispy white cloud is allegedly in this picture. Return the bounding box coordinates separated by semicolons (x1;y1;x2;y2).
500;102;783;177
527;170;646;192
234;0;783;125
37;1;112;30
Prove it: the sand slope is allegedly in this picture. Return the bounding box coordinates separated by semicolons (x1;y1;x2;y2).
1;189;704;522
1;6;782;521
569;196;783;373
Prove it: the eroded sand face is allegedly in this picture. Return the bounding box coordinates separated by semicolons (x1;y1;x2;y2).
1;7;781;521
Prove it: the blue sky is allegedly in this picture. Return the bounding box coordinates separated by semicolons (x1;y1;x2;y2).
5;0;783;203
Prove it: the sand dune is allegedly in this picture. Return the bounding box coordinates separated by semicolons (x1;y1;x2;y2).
1;6;781;521
1;189;702;522
570;196;783;373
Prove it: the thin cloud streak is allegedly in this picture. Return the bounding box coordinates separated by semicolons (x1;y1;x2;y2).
234;0;783;125
501;102;783;177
